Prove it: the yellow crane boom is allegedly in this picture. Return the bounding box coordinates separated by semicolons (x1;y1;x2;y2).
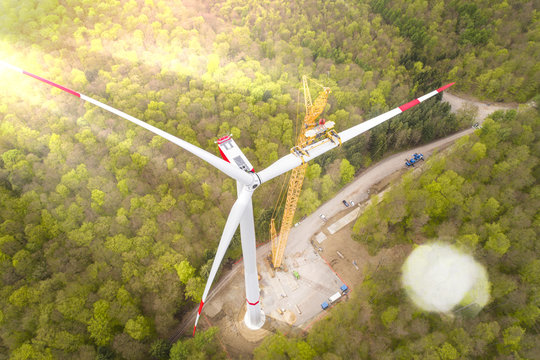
270;76;330;268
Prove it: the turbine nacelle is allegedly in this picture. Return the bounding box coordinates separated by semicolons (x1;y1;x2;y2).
216;134;262;191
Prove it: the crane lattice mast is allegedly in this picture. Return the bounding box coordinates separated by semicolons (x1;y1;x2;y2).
270;76;330;268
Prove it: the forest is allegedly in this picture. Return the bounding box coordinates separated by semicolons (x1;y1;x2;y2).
0;0;537;359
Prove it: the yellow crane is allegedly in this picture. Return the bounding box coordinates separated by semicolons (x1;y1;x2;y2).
270;76;331;268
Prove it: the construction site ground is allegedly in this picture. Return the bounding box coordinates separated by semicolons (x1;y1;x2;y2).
195;167;416;359
169;93;517;358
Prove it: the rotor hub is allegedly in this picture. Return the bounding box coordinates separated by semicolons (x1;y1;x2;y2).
248;172;262;191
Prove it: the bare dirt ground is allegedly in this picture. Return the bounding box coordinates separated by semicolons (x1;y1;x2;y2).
442;92;517;121
169;94;518;358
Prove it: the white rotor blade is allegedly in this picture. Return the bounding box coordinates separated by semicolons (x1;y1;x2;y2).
193;188;253;335
258;83;455;184
0;60;253;185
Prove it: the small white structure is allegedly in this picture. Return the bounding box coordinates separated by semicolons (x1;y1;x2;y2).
328;292;342;304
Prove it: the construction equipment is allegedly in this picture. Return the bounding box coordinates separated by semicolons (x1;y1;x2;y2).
290;77;340;161
405;153;424;167
270;76;331;268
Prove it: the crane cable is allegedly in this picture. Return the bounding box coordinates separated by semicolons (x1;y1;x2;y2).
271;169;289;225
294;87;301;139
310;77;325;90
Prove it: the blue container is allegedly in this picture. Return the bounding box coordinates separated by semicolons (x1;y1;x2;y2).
321;301;329;310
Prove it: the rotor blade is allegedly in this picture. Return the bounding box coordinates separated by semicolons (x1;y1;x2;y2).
0;60;254;186
257;83;455;184
193;188;252;335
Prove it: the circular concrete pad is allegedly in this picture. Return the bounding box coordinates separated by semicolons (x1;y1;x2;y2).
236;305;271;342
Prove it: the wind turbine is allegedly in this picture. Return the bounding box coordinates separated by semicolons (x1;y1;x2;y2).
0;59;454;335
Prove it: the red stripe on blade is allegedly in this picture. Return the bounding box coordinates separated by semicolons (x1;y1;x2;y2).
436;82;455;93
23;71;81;98
399;99;420;112
198;301;204;314
193;325;196;336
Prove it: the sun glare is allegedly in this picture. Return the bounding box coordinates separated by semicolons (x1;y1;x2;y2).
402;242;490;314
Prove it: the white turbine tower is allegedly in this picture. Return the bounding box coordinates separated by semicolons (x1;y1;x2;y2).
0;59;454;334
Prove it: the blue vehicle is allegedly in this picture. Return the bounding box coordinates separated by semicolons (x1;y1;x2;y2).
405;153;424;167
340;284;349;294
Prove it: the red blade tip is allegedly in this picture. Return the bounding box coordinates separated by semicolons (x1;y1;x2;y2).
436;82;455;93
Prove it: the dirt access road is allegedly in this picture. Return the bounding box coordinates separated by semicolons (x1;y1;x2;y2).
170;92;517;354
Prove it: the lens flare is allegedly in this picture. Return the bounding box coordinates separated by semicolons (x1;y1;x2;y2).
402;242;490;313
